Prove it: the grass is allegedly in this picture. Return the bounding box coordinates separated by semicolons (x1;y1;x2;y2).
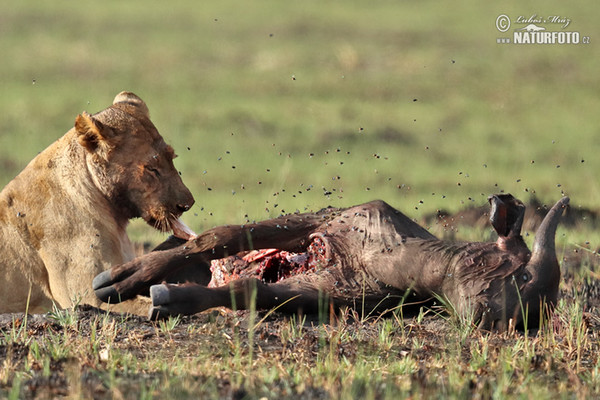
1;0;599;242
1;281;600;399
1;0;599;398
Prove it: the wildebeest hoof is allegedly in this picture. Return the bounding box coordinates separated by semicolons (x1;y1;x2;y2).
150;284;171;306
93;270;125;304
94;285;123;304
149;285;173;320
92;270;113;290
148;306;173;320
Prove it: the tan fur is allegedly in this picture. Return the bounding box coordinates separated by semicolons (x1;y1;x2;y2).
0;92;194;313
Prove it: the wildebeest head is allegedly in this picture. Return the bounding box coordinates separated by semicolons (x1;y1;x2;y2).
465;195;569;331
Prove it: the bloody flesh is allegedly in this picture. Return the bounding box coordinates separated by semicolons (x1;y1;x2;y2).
209;235;329;287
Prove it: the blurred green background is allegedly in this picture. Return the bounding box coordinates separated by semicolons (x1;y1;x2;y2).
1;1;598;243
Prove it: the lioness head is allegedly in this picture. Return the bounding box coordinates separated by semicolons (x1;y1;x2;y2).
74;91;194;233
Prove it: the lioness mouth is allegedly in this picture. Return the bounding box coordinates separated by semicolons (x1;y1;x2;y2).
145;212;196;241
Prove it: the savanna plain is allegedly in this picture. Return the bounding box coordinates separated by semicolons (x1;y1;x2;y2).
1;1;600;398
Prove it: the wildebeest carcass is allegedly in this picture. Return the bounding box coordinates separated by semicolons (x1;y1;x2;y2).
93;194;569;330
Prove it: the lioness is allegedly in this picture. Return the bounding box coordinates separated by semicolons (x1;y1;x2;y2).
0;92;195;313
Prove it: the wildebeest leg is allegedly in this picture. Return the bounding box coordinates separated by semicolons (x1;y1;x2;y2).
93;249;210;304
151;235;187;251
148;268;411;320
148;279;328;319
94;212;325;303
149;236;210;286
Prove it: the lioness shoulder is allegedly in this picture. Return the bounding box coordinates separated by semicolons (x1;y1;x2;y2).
0;92;194;313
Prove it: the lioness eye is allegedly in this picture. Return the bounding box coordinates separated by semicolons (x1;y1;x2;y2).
522;272;529;282
147;167;160;177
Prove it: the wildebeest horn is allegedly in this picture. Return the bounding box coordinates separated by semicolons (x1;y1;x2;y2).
529;196;569;266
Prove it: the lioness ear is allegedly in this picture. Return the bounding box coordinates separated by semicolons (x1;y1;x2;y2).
113;91;150;119
75;112;113;153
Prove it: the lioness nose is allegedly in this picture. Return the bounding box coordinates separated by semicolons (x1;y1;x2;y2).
176;191;195;213
177;204;192;212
